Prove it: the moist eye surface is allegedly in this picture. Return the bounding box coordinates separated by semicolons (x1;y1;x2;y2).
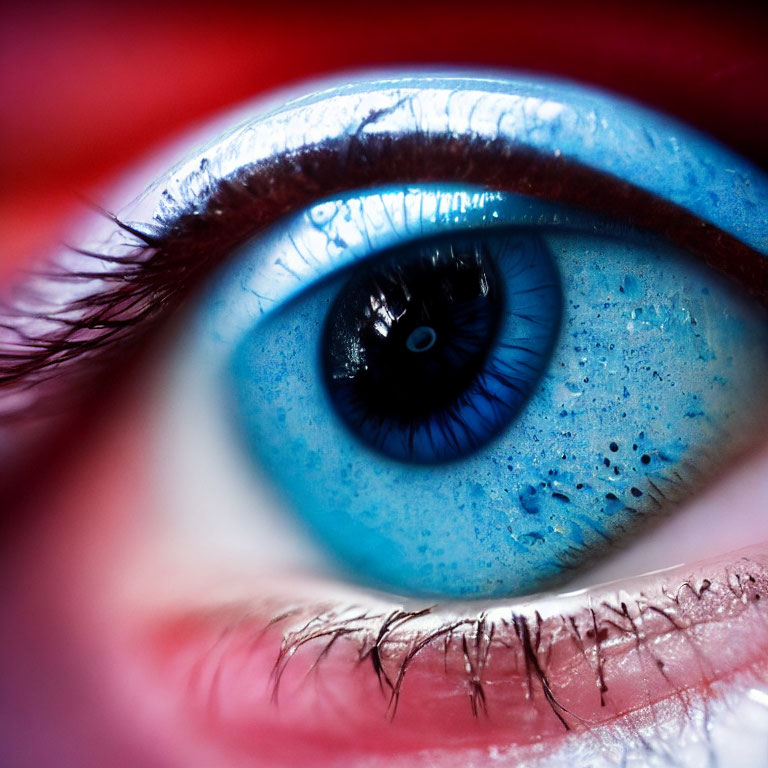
322;231;561;463
219;185;768;599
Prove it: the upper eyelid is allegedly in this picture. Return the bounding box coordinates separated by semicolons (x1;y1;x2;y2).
120;72;768;313
2;72;768;463
133;73;768;253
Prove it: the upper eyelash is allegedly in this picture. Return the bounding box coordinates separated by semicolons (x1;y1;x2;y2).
2;77;767;445
0;220;158;415
150;78;768;254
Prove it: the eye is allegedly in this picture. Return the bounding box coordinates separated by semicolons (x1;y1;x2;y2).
182;182;768;599
7;71;768;767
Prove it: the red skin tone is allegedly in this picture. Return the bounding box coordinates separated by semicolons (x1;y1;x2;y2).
1;2;768;767
3;1;767;272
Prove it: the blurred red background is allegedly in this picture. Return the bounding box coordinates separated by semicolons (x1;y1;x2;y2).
2;1;767;275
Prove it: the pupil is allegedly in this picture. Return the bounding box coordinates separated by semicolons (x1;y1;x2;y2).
322;234;505;461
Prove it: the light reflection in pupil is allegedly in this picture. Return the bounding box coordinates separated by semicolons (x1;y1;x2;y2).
406;326;437;353
323;238;504;450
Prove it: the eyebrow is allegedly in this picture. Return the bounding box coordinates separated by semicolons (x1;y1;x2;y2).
1;75;767;473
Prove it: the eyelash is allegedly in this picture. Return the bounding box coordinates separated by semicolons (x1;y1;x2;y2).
189;554;767;734
3;131;766;430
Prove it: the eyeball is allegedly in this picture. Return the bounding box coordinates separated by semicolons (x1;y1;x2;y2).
170;183;768;599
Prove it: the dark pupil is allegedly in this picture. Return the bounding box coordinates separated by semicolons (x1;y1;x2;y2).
323;238;503;442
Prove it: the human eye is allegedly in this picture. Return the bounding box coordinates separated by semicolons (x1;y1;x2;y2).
4;69;768;768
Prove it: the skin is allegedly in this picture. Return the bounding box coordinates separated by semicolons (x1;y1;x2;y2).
2;2;768;767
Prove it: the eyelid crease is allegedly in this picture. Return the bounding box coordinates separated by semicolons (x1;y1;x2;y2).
1;73;768;481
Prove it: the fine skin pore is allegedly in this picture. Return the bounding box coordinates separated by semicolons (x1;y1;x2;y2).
2;4;768;768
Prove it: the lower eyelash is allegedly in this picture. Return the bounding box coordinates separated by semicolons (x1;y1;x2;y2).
184;551;768;738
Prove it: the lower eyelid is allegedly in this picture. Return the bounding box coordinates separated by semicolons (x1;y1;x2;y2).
140;545;768;766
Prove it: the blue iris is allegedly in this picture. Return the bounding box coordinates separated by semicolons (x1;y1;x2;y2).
321;231;561;463
222;185;768;598
180;73;768;599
